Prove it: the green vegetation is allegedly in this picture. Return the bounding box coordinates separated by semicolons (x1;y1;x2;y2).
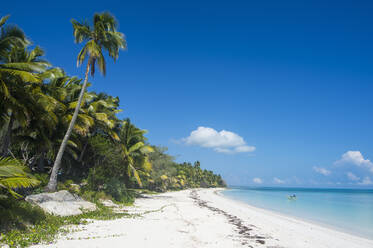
47;13;127;192
0;157;40;198
0;12;226;247
0;197;132;247
147;147;226;192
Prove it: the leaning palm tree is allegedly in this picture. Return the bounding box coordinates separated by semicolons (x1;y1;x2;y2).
46;12;126;191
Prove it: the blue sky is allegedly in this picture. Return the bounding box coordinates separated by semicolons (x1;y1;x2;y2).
4;0;373;187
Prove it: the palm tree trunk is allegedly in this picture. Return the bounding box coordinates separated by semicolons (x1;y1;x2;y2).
0;113;14;157
78;140;88;162
46;62;90;192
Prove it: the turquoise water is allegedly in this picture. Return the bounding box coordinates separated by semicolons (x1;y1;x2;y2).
221;187;373;239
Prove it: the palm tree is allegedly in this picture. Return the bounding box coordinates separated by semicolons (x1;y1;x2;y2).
0;16;40;97
78;93;121;162
0;15;29;148
0;156;40;198
0;45;50;156
0;15;28;59
46;12;126;191
13;70;72;171
119;119;153;187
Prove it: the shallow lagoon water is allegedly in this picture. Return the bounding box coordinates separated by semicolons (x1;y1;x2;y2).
222;187;373;239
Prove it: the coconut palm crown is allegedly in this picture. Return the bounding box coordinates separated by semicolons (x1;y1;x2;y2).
72;12;127;76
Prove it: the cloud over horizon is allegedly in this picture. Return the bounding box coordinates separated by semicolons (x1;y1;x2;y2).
358;177;373;185
182;126;255;154
346;172;360;181
253;177;263;184
273;177;285;184
335;151;373;173
313;166;331;176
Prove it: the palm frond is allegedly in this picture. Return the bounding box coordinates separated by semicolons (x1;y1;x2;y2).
140;145;154;154
0;157;40;198
129;163;142;187
0;15;10;27
72;12;126;76
71;19;91;43
0;68;41;83
128;141;145;154
0;177;40;189
1;62;50;72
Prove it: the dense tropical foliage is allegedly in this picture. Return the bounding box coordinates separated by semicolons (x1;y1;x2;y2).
0;12;225;201
0;12;226;247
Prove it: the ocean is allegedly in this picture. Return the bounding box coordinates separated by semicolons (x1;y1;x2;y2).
221;187;373;239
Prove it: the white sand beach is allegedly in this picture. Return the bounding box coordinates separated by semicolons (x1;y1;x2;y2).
32;188;373;248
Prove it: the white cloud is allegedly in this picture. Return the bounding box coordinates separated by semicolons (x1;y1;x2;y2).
273;177;285;184
215;145;256;154
183;126;255;154
335;151;373;173
346;172;360;181
358;177;373;185
313;166;331;176
253;177;263;184
234;145;256;153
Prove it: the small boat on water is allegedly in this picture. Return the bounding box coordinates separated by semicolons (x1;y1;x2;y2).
288;194;297;200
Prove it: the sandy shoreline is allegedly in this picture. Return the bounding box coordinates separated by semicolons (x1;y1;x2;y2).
32;188;373;248
216;189;370;240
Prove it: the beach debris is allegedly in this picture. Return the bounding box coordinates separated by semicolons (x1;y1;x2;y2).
190;190;267;246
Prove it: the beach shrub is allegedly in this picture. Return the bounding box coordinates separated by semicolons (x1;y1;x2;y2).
86;161;134;204
4;210;130;248
103;178;134;204
64;179;74;187
68;184;81;194
33;173;50;187
80;189;96;202
79;186;134;205
57;182;68;191
87;165;108;190
0;197;46;234
0;197;132;248
80;189;109;202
